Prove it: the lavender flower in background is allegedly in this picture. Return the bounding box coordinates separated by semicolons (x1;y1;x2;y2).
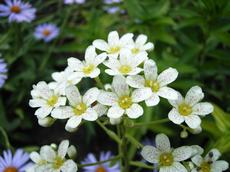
0;149;32;172
0;0;36;23
104;0;122;4
0;58;7;88
34;23;59;43
103;0;124;14
82;151;120;172
105;6;120;14
64;0;86;4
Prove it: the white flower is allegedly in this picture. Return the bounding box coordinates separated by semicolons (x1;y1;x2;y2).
49;67;82;95
168;86;214;129
93;31;133;58
104;49;147;76
191;149;229;172
29;81;66;119
141;133;192;172
127;34;154;57
126;59;178;106
30;140;78;172
68;46;107;78
97;75;152;119
51;86;100;132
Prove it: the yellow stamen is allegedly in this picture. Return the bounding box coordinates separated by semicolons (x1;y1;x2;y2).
119;65;132;74
178;103;192;116
108;46;120;54
47;95;58;106
200;162;211;172
53;156;64;169
159;153;174;166
145;80;160;92
82;64;95;75
73;102;87;116
131;48;140;54
118;95;132;109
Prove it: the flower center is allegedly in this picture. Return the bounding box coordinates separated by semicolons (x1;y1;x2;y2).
4;167;18;172
159;152;174;166
131;48;140;54
145;80;160;92
178;103;192;116
82;64;95;75
108;46;120;54
10;6;21;13
73;102;87;115
118;95;132;109
96;166;107;172
53;156;64;169
47;95;58;106
119;65;132;74
199;162;211;172
42;29;51;36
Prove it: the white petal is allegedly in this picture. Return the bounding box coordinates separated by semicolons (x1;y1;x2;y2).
168;108;184;124
67;57;83;71
67;145;77;159
35;107;52;118
82;108;98;121
30;152;41;163
126;75;145;88
112;75;129;97
61;160;78;172
58;140;69;158
157;67;178;87
190;145;204;156
143;42;154;51
144;59;158;81
97;91;118;106
212;160;229;171
131;88;152;102
103;58;120;69
191;155;203;166
108;31;119;45
192;102;213;116
128;67;143;75
185;115;201;129
29;99;46;108
83;87;99;106
51;106;74;119
66;116;82;129
145;93;160;106
120;33;134;45
93;103;107;117
40;146;56;162
55;97;66;107
94;53;107;66
173;146;192;161
136;34;147;45
185;86;204;106
130;51;147;67
107;105;124;118
105;69;120;76
141;145;160;164
158;87;178;100
126;103;143;119
38;117;55;127
84;45;97;63
168;91;184;108
109;117;121;125
171;162;187;172
65;85;81;106
88;68;100;78
93;39;109;51
205;148;221;162
155;133;171;152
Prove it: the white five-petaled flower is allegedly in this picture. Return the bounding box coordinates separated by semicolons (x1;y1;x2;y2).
191;148;229;172
141;133;192;172
68;46;107;78
126;59;178;106
104;49;147;76
97;76;152;119
51;86;100;132
168;86;214;129
127;34;154;57
29;140;78;172
29;81;66;119
49;67;82;96
93;31;133;58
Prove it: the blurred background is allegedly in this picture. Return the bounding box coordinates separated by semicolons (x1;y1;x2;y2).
0;0;230;169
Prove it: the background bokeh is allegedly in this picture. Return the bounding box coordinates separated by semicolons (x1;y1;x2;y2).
0;0;230;168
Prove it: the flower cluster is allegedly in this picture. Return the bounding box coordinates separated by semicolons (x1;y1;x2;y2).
28;140;78;172
29;31;213;132
141;133;229;172
0;57;7;88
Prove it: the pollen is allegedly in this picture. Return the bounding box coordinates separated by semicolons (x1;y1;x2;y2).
131;48;140;54
119;65;132;74
118;95;132;109
47;95;58;106
73;102;87;116
178;103;192;116
96;166;107;172
53;156;64;169
199;162;211;172
108;46;120;54
10;6;21;13
42;29;51;36
159;153;174;166
82;64;95;75
145;80;160;92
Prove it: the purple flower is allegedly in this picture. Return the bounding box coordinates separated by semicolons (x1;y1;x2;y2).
104;0;122;4
82;151;120;172
64;0;85;4
0;0;36;23
105;6;120;14
34;23;59;43
0;149;32;172
0;58;7;88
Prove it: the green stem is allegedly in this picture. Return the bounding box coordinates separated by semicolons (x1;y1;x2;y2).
78;155;121;168
130;161;154;169
132;118;170;128
94;77;104;89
